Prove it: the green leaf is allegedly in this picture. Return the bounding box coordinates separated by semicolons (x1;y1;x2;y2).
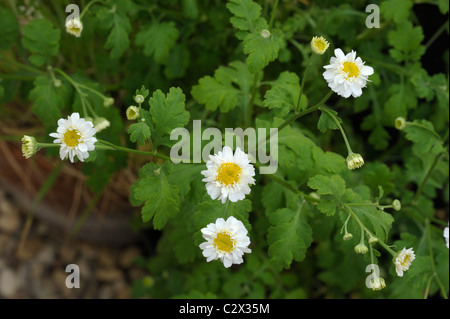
130;162;181;229
149;87;190;142
191;61;256;112
403;119;444;155
29;76;71;127
226;0;267;39
267;201;313;270
135;21;179;64
128;122;151;145
243;28;284;73
0;7;19;50
381;0;413;24
263;71;307;117
388;21;425;62
317;108;342;133
97;3;132;59
194;197;252;231
307;175;354;216
21;19;60;67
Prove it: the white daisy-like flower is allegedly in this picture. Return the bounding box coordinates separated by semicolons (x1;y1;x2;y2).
311;36;329;55
444;223;449;249
393;247;415;277
65;17;83;38
199;216;251;268
49;112;97;163
323;48;374;98
201;146;255;204
21;135;37;159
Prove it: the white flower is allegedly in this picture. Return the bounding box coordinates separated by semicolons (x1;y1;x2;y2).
49;112;97;163
21;135;37;159
394;247;415;277
311;36;329;55
395;117;406;130
199;216;251;268
201;146;255;204
65;17;83;38
444;223;449;249
323;48;374;98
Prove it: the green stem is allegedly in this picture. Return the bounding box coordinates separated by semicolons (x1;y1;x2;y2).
0;58;47;76
425;19;448;50
425;219;448;299
246;72;259;128
412;154;441;204
295;54;314;113
80;0;108;19
265;90;334;142
97;139;172;161
344;205;396;257
268;0;280;30
423;274;435;299
319;106;353;155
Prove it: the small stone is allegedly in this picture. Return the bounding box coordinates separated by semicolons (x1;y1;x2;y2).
0;268;19;297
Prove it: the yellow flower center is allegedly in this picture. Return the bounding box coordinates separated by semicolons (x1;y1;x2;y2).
314;39;326;51
217;162;242;186
342;62;360;78
213;231;235;253
64;128;82;147
400;254;413;268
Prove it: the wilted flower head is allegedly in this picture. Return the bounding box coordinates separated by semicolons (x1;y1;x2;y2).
65;17;83;37
21;135;37;159
346;153;364;170
394;247;415;277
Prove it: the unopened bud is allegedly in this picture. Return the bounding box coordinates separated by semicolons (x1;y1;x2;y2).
392;199;401;211
346;153;364;170
261;29;271;39
395;117;406;130
126;105;140;120
354;243;368;254
134;94;145;104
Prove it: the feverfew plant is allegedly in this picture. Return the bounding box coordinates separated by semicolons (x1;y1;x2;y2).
1;0;448;299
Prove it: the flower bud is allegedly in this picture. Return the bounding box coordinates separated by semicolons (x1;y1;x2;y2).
370;277;386;291
134;94;145;104
53;79;62;87
103;97;114;108
126;105;140;120
21;135;37;159
93;117;110;132
311;36;329;55
369;236;378;245
354;243;368;254
346;153;364;170
261;29;271;39
395;117;406;130
343;232;353;241
392;199;401;211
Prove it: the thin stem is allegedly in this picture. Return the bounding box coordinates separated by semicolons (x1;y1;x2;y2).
0;58;47;76
319;106;353;155
413;154;441;204
80;0;108;19
425;219;448;299
268;0;280;30
344;205;396;257
264;90;334;142
295;54;314;113
246;72;259;128
425;19;448;50
97;139;172;161
423;274;435;299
